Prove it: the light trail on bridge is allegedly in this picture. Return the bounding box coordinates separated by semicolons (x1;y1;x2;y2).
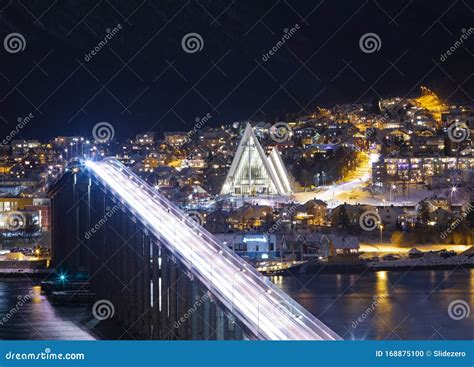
85;158;340;340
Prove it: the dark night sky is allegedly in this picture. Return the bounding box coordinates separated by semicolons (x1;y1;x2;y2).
0;0;473;140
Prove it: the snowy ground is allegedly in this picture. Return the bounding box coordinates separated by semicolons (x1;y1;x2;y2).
359;243;470;254
368;253;474;269
293;152;467;208
295;184;467;208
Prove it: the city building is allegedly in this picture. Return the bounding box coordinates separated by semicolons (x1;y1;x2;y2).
215;233;279;260
373;156;474;184
135;133;156;145
164;131;189;146
220;124;292;197
0;197;34;211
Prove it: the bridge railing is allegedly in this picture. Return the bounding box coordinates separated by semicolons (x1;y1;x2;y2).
84;158;340;340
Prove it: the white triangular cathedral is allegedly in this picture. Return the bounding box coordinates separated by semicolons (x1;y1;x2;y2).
221;124;292;196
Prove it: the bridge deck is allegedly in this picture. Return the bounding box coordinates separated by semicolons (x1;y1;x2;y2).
85;158;340;340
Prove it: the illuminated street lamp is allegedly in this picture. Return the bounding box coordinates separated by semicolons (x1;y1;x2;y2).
390;184;396;203
450;186;457;205
58;272;68;283
379;223;384;248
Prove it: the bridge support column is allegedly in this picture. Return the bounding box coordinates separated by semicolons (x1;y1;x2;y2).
151;243;160;339
160;249;171;339
141;233;152;339
50;170;250;341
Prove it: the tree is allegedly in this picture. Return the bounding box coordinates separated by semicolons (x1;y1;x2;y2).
336;205;350;231
417;200;430;224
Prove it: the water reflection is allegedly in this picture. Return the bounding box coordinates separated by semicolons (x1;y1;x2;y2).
274;269;474;340
374;271;394;339
0;270;472;340
0;279;95;340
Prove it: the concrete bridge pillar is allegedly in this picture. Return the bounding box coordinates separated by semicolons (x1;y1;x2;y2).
50;170;248;341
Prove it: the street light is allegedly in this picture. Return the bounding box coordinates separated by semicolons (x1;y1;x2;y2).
390;184;396;203
379;223;384;248
450;186;457;205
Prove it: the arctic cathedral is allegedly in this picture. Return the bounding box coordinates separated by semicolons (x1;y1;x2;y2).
220;124;292;198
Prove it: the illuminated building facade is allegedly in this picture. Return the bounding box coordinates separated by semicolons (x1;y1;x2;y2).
373;156;474;184
215;233;279;260
220;124;292;196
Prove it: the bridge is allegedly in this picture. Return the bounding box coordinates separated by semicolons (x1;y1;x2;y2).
49;158;340;340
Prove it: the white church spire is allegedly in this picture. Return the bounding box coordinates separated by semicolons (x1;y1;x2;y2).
220;124;292;196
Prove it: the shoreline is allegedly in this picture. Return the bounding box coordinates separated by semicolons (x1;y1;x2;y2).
302;256;473;274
